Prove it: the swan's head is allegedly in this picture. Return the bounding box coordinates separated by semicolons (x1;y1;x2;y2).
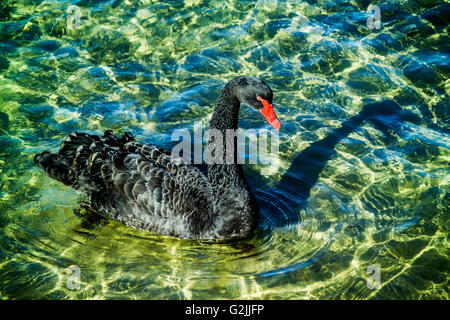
234;76;281;129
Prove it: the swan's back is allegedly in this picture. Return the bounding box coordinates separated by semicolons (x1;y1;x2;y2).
34;130;215;238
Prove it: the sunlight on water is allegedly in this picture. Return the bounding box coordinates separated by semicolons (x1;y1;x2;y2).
0;0;449;299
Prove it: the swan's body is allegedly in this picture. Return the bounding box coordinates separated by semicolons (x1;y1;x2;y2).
34;76;280;240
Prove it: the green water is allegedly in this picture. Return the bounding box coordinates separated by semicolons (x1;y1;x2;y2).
0;0;449;299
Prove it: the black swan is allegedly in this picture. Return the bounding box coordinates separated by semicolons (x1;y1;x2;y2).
34;76;281;240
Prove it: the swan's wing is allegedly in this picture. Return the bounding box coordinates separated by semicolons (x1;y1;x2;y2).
35;131;213;237
92;140;213;237
122;140;211;201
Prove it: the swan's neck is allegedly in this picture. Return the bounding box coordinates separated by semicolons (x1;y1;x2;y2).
209;83;240;133
205;80;259;239
207;83;242;185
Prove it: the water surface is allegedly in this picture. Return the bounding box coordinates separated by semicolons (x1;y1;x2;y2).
0;0;449;299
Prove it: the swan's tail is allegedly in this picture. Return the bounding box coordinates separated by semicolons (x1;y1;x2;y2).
34;130;135;194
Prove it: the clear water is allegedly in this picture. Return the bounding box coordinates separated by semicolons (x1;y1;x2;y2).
0;0;449;299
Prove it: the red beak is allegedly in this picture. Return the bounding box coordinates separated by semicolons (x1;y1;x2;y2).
258;97;281;130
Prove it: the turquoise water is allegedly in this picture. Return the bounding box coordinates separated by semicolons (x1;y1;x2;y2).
0;0;449;299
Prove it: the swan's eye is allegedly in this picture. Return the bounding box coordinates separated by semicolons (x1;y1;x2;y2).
256;96;262;101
